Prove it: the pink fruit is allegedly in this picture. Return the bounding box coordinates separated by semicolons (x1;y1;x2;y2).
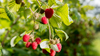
56;43;62;52
49;49;56;56
45;8;54;18
32;42;38;50
41;16;48;24
35;37;41;44
23;34;30;42
26;42;31;48
42;49;48;54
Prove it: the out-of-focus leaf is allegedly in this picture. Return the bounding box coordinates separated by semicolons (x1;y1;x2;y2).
5;5;15;21
24;0;31;8
55;29;69;41
8;0;21;12
2;49;11;56
48;0;56;6
74;8;81;22
10;36;17;47
24;8;31;18
12;47;29;55
49;14;62;28
56;4;73;26
0;28;5;35
39;23;47;32
0;8;10;21
50;44;59;51
55;0;63;5
0;18;11;29
14;36;22;45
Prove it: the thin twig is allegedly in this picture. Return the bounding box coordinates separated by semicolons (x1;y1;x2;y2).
36;0;41;8
1;16;20;47
39;0;48;7
47;19;52;39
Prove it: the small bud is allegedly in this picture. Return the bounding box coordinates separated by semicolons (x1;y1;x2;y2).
50;39;56;44
34;24;39;30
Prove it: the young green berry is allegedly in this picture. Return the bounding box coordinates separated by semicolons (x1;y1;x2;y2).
45;8;54;19
56;43;62;52
26;42;31;48
49;49;56;56
32;42;38;50
35;37;41;44
41;16;48;24
15;0;22;4
23;34;30;42
40;8;45;14
34;24;39;30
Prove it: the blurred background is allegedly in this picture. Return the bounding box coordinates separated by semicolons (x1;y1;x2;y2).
0;0;100;56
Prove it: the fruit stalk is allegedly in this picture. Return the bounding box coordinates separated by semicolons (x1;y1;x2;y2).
47;19;52;39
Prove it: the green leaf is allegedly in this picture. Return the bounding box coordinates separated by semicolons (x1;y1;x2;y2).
12;47;29;55
44;48;51;53
8;0;21;12
10;36;17;47
0;8;10;21
50;44;59;51
5;5;15;21
24;8;31;18
14;36;22;45
55;29;69;41
10;36;22;47
39;23;47;32
49;14;62;28
56;4;73;26
48;0;56;6
0;18;11;29
74;8;81;23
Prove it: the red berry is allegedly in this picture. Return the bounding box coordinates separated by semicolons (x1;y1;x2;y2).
23;34;30;42
41;16;48;24
26;42;31;48
49;49;56;56
56;43;62;52
32;42;38;50
35;37;41;44
42;49;48;54
45;8;54;18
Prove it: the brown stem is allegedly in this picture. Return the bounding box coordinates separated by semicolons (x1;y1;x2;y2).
1;16;20;48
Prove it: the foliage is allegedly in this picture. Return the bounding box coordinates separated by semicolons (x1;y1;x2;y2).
0;0;100;56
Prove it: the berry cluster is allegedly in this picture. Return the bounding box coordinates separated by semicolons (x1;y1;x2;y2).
41;8;54;24
22;7;62;56
23;34;41;50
